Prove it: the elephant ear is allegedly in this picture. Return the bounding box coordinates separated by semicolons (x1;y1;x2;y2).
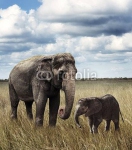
36;56;53;71
85;98;102;117
36;56;53;81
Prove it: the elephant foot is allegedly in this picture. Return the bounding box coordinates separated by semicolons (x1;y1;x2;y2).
49;120;56;127
27;114;33;120
11;114;17;120
49;124;56;128
105;128;110;132
35;118;43;127
90;130;93;134
115;128;120;133
93;129;98;134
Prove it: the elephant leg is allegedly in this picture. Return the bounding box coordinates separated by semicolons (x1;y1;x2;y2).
88;116;94;133
113;119;119;130
112;113;119;131
9;83;19;119
93;118;102;133
25;101;33;119
49;93;60;126
35;94;47;126
11;101;19;119
105;120;111;131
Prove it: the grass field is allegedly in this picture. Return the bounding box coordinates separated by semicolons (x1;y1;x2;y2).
0;80;132;150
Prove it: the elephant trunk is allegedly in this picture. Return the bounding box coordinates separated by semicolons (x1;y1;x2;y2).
59;79;75;120
74;109;81;128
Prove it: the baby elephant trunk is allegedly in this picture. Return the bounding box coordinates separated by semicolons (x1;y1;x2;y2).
74;110;82;128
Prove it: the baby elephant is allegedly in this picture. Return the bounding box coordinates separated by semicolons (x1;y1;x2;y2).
74;94;124;133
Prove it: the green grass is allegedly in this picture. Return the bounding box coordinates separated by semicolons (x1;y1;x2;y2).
0;80;132;150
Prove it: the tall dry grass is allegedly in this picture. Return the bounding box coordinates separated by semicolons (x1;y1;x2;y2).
0;80;132;150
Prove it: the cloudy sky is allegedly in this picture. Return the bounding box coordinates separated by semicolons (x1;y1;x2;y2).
0;0;132;79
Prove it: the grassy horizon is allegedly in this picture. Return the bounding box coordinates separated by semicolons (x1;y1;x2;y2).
0;80;132;150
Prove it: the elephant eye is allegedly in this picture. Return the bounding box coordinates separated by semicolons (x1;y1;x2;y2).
58;70;66;80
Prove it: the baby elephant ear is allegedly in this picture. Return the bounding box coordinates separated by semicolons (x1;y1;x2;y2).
85;98;102;117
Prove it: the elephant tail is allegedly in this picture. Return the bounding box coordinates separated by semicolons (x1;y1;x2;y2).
119;110;124;122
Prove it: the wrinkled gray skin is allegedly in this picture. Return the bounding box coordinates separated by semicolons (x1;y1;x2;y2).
9;53;77;126
74;94;123;133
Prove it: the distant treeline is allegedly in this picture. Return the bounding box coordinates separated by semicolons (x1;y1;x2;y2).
0;78;132;82
76;77;132;81
0;79;8;82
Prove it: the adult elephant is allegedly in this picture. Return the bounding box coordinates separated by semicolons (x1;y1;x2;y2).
9;53;77;126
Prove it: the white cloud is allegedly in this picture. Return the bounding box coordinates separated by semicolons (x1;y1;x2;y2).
75;55;87;63
38;0;131;18
0;5;55;45
0;5;29;37
105;36;125;50
105;33;132;51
